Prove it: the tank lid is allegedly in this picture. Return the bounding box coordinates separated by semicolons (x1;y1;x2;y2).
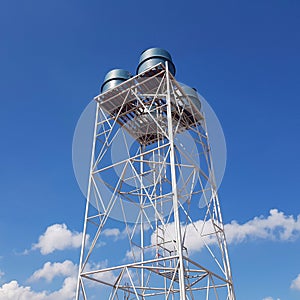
138;48;173;63
103;69;131;82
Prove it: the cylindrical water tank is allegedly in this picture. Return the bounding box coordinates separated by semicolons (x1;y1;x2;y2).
101;69;131;93
136;48;176;76
178;84;201;112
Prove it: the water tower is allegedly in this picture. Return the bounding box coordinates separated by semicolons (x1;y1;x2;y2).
76;48;235;299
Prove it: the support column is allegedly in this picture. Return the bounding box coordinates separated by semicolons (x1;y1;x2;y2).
165;62;186;300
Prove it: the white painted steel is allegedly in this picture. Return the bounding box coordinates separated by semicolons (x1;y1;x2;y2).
76;63;235;300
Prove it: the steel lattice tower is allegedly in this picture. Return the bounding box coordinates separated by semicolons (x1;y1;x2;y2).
76;62;235;300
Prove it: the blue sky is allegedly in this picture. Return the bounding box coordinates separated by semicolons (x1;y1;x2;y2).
0;0;299;299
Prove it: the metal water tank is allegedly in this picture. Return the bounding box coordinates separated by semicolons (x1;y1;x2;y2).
178;83;201;112
136;48;176;76
101;69;131;93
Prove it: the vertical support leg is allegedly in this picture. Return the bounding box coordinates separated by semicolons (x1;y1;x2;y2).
140;146;145;300
203;117;235;300
165;62;186;300
76;102;100;300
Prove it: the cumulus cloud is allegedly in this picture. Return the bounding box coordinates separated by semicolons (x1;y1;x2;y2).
150;218;217;253
0;258;118;300
0;281;47;300
0;261;77;300
102;224;151;242
124;245;142;261
102;228;121;238
45;276;77;300
290;274;300;290
92;266;116;284
83;260;117;286
0;277;77;300
29;260;77;283
225;209;300;244
32;224;83;254
150;209;300;253
102;226;139;240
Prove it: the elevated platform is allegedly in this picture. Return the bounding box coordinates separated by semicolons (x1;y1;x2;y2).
94;64;203;145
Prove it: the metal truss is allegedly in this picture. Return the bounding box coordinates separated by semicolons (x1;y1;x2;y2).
76;63;235;300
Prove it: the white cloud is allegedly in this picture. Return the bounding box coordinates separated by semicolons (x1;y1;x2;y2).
29;260;77;283
102;224;151;242
0;270;4;279
102;228;121;238
45;276;77;300
92;267;116;284
0;280;47;300
225;209;300;244
0;259;118;300
0;277;77;300
102;226;135;240
32;224;83;254
4;210;298;299
0;266;77;300
84;260;117;286
124;245;142;261
291;274;300;290
149;209;300;253
150;218;219;253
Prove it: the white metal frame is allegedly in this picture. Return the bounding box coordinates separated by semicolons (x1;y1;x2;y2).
76;63;235;300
